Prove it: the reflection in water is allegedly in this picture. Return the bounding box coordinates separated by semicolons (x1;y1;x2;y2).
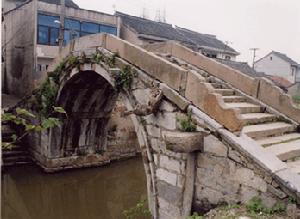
1;157;147;219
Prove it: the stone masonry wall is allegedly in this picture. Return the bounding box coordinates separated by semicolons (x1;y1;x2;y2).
194;134;289;214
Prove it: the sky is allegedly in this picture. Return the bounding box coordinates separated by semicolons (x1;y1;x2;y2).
75;0;300;65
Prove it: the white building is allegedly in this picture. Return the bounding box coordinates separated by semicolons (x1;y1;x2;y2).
254;51;300;83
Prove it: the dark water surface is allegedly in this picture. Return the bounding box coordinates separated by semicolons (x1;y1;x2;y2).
1;157;147;219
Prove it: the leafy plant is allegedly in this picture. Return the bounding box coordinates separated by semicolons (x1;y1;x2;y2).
2;107;66;149
123;199;151;219
246;197;285;215
107;52;118;67
114;65;134;91
177;109;197;132
91;52;104;64
288;196;297;204
186;212;203;219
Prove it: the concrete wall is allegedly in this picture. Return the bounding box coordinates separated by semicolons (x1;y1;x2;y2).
288;83;300;97
119;25;144;47
296;68;300;82
37;1;118;26
254;53;295;83
3;0;36;96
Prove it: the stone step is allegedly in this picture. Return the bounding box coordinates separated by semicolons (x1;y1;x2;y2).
226;102;262;114
241;113;277;125
210;83;228;89
222;95;246;103
264;139;300;161
2;157;32;167
214;89;235;96
2;155;31;163
2;150;28;157
242;122;295;139
257;133;300;147
287;160;300;174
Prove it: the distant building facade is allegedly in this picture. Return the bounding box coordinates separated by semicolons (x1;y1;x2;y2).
2;0;118;96
254;51;300;84
116;12;239;61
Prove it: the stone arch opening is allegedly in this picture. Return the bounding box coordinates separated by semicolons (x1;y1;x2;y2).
56;70;118;156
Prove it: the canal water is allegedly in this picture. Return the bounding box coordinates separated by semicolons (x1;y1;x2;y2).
1;157;147;219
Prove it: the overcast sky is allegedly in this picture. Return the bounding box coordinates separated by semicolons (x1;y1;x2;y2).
75;0;300;65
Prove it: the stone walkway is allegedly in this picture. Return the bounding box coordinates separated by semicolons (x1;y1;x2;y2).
155;53;300;175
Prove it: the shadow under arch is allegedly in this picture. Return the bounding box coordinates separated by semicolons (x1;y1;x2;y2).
54;69;118;156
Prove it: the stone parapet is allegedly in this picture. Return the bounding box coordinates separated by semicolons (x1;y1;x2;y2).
190;105;300;206
144;41;300;124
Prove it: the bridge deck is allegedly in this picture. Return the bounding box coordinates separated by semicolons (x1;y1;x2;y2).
155;52;300;175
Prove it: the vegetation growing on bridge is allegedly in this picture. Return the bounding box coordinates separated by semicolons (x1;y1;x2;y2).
2;107;66;149
2;50;136;149
177;109;197;132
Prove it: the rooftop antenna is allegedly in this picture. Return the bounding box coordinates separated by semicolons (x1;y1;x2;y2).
250;48;259;69
141;6;149;19
162;6;166;23
154;9;161;22
112;4;116;13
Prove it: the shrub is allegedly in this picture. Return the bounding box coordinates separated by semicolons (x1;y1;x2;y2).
177;109;197;132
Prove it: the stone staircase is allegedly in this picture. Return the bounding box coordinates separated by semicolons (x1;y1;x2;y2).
156;53;300;173
1;122;31;167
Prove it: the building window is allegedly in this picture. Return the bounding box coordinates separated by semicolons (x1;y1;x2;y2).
50;28;59;46
81;22;99;34
225;55;231;60
37;13;117;46
270;56;272;60
64;18;81;45
37;64;42;71
100;24;117;35
38;26;49;44
37;14;60;45
292;68;295;76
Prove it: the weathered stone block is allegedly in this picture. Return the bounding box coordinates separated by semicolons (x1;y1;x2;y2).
157;180;183;206
146;125;161;138
162;130;204;153
156;168;178;186
159;155;182;173
150;138;166;152
157;197;181;217
144;112;176;130
159;83;190;110
204;135;228;157
160;100;177;112
132;88;151;105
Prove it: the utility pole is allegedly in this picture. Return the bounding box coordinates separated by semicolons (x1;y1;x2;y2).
250;48;259;69
59;0;65;52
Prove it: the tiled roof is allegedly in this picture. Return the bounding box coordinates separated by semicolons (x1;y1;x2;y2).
216;59;263;77
176;27;238;54
266;75;293;89
272;51;299;66
116;11;237;54
117;12;193;45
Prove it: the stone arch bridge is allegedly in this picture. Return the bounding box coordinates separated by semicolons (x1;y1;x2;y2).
17;34;300;218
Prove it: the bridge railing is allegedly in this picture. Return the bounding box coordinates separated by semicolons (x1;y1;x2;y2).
143;41;300;124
